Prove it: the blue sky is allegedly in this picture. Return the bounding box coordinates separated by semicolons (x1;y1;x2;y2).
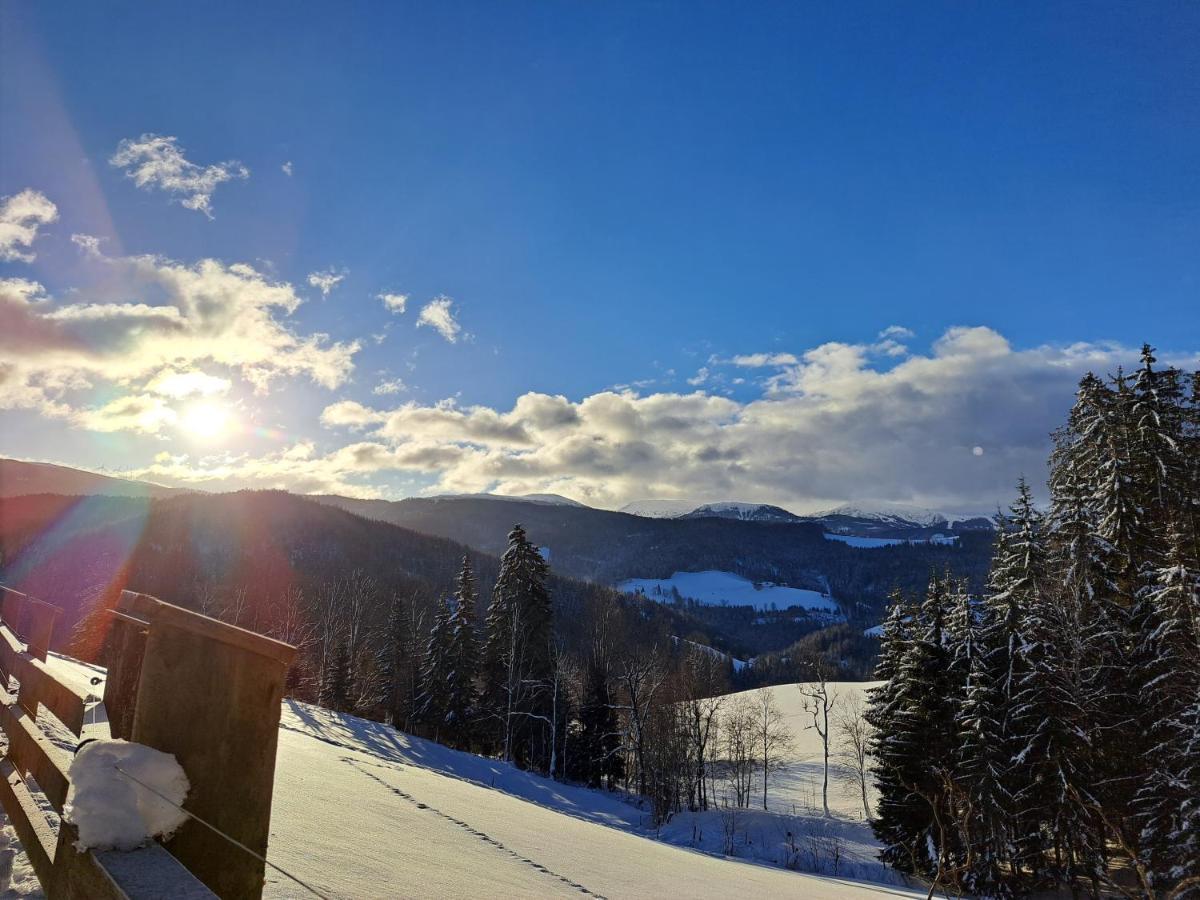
2;2;1198;510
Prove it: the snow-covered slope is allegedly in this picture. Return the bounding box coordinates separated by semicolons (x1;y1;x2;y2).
810;503;991;532
430;492;589;508
269;699;921;899
618;570;839;612
618;498;699;518
682;502;803;523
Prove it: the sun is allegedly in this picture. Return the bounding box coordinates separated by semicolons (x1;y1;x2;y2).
180;401;231;439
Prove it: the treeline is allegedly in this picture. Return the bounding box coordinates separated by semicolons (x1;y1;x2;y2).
867;348;1199;897
278;523;799;824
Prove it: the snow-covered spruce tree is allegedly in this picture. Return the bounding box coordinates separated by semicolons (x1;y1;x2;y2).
867;580;959;878
418;596;454;740
1135;519;1200;895
442;556;480;750
318;641;354;714
481;524;556;770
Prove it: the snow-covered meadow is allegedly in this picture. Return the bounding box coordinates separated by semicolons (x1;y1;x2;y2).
618;570;840;612
267;691;918;899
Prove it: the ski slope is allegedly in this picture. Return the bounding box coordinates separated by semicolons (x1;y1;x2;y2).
268;698;921;899
618;570;839;612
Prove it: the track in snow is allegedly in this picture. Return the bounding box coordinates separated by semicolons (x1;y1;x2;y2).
345;758;604;898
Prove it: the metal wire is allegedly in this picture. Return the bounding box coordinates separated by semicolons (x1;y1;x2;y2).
111;763;332;900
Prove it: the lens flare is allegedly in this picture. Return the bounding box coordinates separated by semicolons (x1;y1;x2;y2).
181;402;230;439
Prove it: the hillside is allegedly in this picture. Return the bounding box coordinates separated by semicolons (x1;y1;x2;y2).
0;458;185;500
312;493;993;618
268;690;919;899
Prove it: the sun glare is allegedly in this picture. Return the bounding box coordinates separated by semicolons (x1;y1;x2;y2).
180;402;231;439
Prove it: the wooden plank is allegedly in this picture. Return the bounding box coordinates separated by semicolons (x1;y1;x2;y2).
24;656;89;735
94;843;217;899
0;759;56;888
101;615;147;742
134;616;293;899
0;702;72;811
0;624;88;734
148;600;297;666
0;623;33;685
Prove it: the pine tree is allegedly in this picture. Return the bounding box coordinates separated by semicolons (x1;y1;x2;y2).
419;597;454;739
1136;520;1200;893
867;580;958;877
482;524;556;768
319;641;354;713
576;660;623;788
443;556;480;749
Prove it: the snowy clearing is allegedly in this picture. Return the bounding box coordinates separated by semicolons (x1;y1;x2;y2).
823;532;959;548
268;697;920;899
618;570;840;612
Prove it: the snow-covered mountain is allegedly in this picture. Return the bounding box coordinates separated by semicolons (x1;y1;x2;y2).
682;501;804;523
431;492;590;508
619;497;991;534
808;503;993;536
618;498;701;518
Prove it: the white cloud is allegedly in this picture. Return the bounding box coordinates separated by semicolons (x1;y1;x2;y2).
878;325;914;340
0;189;58;262
725;352;800;367
282;161;294;177
145;369;232;398
308;268;346;296
373;378;408;395
110;134;248;218
0;246;359;431
73;394;178;434
416;296;462;343
687;367;711;386
306;327;1198;511
378;292;408;314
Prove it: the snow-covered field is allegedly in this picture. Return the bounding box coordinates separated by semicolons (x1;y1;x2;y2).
823;532;959;548
268;692;918;899
618;570;840;612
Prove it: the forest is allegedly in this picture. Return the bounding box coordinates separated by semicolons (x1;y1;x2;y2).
867;348;1199;897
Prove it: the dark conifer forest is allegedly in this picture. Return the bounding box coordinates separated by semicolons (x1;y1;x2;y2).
867;348;1199;897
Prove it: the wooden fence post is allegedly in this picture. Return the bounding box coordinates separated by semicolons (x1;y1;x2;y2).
131;600;296;900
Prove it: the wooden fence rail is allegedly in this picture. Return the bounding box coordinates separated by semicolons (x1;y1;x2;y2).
0;584;296;900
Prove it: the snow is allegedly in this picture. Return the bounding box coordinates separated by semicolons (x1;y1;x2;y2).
268;697;921;899
823;532;960;548
431;492;589;508
65;740;190;851
618;570;840;612
4;650;916;898
618;498;699;518
811;503;982;527
0;821;43;897
672;636;751;672
863;625;884;637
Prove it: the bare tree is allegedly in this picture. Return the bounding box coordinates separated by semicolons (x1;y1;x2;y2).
753;687;794;811
721;694;757;808
835;692;873;820
799;668;837;817
679;648;725;811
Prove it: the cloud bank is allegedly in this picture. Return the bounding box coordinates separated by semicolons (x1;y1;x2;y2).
0;243;359;433
137;327;1196;511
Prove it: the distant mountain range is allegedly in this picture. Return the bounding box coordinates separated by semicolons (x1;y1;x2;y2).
0;457;995;663
621;497;993;537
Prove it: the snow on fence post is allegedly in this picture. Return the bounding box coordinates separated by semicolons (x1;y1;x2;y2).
129;594;297;900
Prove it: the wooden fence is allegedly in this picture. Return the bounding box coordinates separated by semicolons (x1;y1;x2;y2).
0;585;297;899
